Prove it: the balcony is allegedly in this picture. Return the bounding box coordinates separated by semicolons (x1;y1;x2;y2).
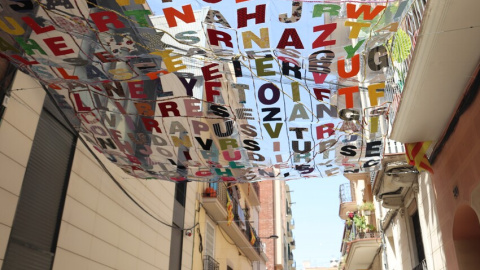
287;229;293;242
339;183;357;220
201;183;263;261
341;226;381;270
237;182;260;206
290;239;296;249
373;155;418;209
286;205;292;221
288;251;294;263
203;255;219;270
384;0;428;128
290;219;295;230
388;0;480;142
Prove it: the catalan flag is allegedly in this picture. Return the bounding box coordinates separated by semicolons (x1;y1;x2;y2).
405;141;434;174
250;227;256;245
226;191;234;226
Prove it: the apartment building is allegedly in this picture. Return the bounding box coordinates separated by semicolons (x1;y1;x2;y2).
258;180;296;270
386;0;480;268
337;172;379;270
0;69;198;270
338;0;480;269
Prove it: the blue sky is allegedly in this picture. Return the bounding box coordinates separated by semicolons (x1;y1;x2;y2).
146;1;351;266
289;175;349;268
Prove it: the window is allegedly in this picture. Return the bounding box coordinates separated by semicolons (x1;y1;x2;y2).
205;221;215;258
411;211;426;268
3;96;77;269
175;180;187;206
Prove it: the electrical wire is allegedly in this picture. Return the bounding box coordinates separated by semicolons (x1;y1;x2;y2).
41;86;199;231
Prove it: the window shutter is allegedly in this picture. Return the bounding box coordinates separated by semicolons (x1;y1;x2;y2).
205;222;215;257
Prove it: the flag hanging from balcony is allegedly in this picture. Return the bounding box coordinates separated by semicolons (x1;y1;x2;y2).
250;227;256;245
226;192;234;226
405;142;434;174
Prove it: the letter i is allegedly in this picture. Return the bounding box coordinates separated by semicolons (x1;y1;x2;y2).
274;141;283;162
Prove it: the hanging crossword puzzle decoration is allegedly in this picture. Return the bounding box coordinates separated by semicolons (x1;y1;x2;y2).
0;0;411;182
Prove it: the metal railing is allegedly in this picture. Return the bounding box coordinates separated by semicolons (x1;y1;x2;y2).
384;0;428;126
347;225;381;242
245;220;263;253
339;183;354;204
203;255;219;270
203;183;263;254
288;251;294;261
342;225;381;255
413;259;428;270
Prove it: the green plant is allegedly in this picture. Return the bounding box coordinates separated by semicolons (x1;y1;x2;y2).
353;214;367;232
360;202;375;212
366;224;377;232
346;219;353;226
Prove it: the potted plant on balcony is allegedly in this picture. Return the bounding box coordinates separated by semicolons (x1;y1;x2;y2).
204;187;217;197
346;219;353;230
353;214;366;238
366;224;377;237
360;202;375;216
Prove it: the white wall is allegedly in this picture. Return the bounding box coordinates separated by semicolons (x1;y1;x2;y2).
380;172;446;270
417;172;446;270
0;71;45;269
0;72;197;270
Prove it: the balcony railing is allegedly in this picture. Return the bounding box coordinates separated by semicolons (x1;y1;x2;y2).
346;226;380;242
202;183;263;255
384;0;428;126
339;183;358;220
245;219;263;252
341;225;381;255
288;251;294;261
203;255;219;270
339;183;354;204
413;259;427;270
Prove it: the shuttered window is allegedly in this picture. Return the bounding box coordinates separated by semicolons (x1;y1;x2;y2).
2;96;76;270
205;221;215;258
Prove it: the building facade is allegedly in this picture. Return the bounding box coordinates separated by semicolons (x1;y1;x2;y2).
193;180;267;270
386;0;480;269
338;0;480;269
0;71;197;270
337;172;380;270
258;180;296;270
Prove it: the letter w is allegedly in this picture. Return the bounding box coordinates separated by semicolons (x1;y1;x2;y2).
346;3;386;20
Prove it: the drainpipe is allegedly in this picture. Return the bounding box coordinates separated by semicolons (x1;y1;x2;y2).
380;222;389;270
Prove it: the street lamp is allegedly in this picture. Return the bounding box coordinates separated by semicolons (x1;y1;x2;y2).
259;235;279;239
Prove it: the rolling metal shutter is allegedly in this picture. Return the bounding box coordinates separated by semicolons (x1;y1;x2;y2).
3;96;76;270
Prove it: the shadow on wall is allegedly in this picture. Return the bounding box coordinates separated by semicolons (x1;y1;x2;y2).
452;203;480;270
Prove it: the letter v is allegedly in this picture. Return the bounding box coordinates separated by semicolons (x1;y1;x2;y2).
195;137;213;150
263;123;283;138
